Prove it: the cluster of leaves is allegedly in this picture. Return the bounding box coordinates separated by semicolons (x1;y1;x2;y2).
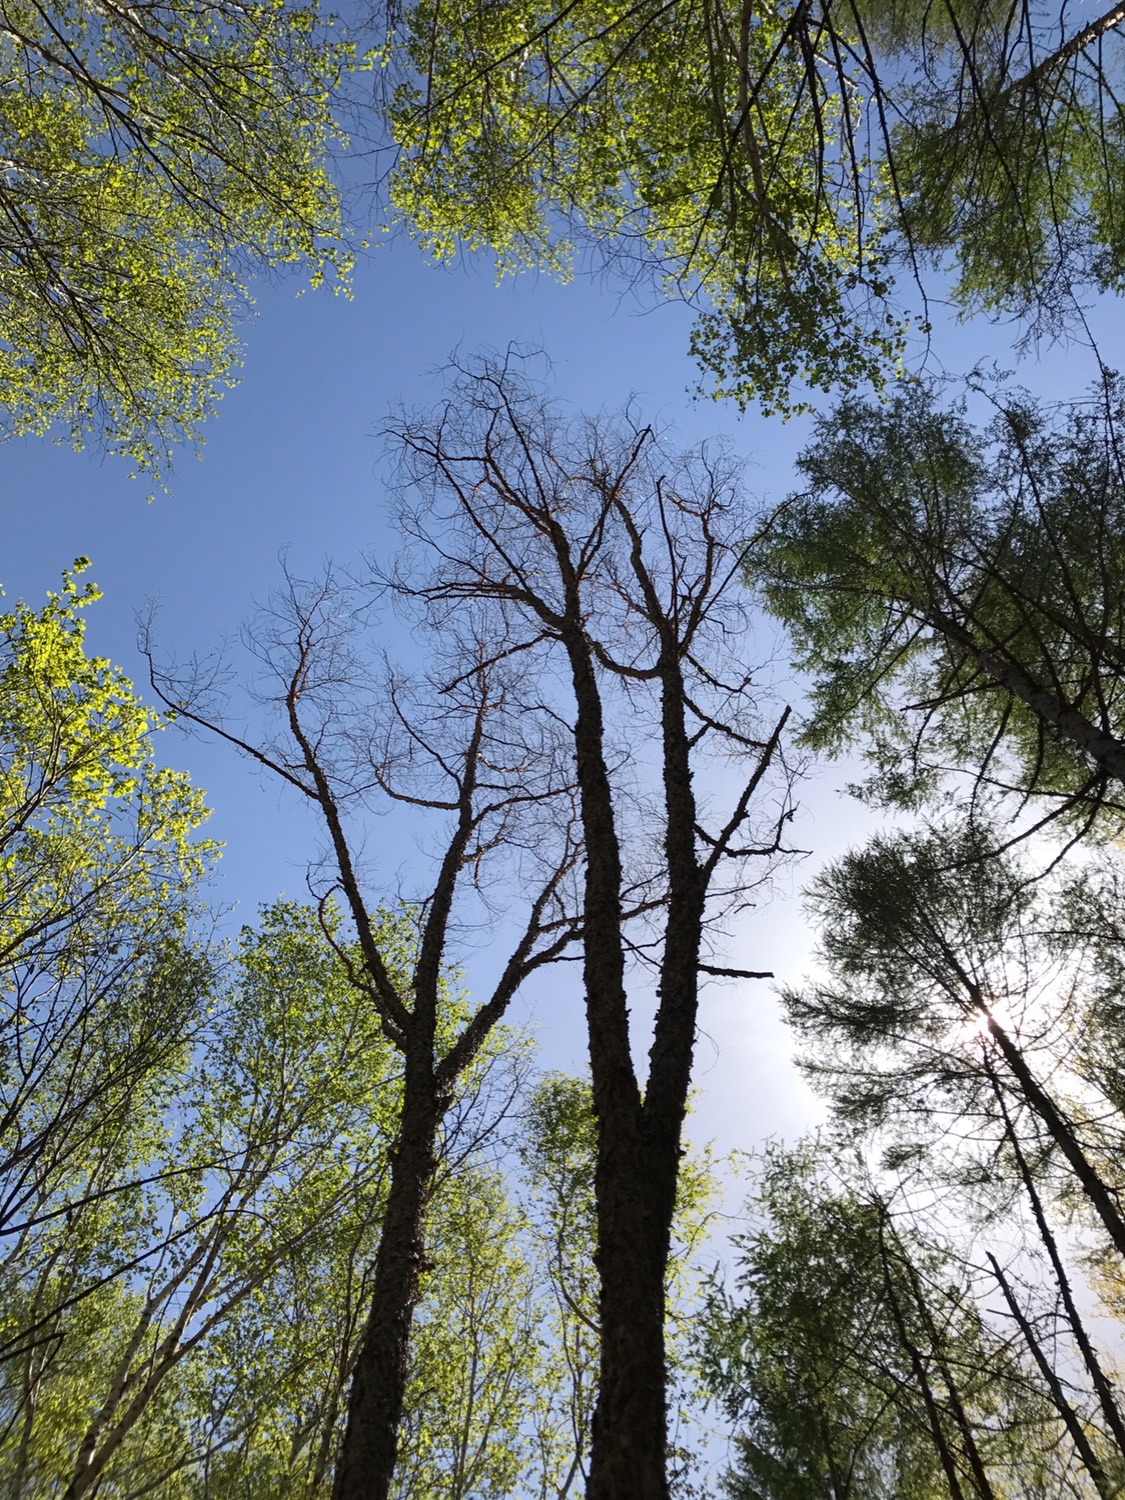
383;0;904;413
0;900;404;1500
0;558;214;961
702;1145;1078;1500
886;0;1125;333
381;0;1125;415
0;0;352;477
749;375;1125;835
697;811;1125;1495
0;964;715;1498
5;0;1123;478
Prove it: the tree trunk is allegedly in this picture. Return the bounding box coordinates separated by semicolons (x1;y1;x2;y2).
989;1068;1125;1460
878;1236;969;1500
897;1236;996;1500
988;1254;1114;1500
560;624;674;1500
985;1015;1125;1263
587;1167;669;1500
332;1065;442;1500
577;635;708;1500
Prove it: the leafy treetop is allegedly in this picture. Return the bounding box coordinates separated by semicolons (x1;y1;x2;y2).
0;0;352;482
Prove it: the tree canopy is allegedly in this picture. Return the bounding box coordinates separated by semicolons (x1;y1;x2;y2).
381;0;1125;410
701;1144;1097;1500
0;0;351;478
12;0;1125;1483
0;559;213;966
747;375;1125;837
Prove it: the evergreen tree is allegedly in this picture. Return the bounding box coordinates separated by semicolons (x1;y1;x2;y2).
749;376;1125;837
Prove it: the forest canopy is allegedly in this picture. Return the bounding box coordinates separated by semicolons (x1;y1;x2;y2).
380;0;1125;407
6;0;1125;1496
0;0;351;477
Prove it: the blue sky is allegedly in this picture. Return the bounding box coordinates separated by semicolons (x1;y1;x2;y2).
3;226;1122;1163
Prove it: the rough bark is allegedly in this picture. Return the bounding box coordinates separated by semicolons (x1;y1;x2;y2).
332;1067;443;1500
587;654;710;1500
562;625;671;1500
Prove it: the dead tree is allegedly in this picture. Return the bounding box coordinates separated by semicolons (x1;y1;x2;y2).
388;353;795;1500
147;566;580;1500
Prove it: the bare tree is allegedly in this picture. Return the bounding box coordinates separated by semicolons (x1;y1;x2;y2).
147;565;581;1500
387;353;795;1500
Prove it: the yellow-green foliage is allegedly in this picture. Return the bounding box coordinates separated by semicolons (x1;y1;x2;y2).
0;1;351;478
386;0;903;413
0;560;215;962
0;901;407;1500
